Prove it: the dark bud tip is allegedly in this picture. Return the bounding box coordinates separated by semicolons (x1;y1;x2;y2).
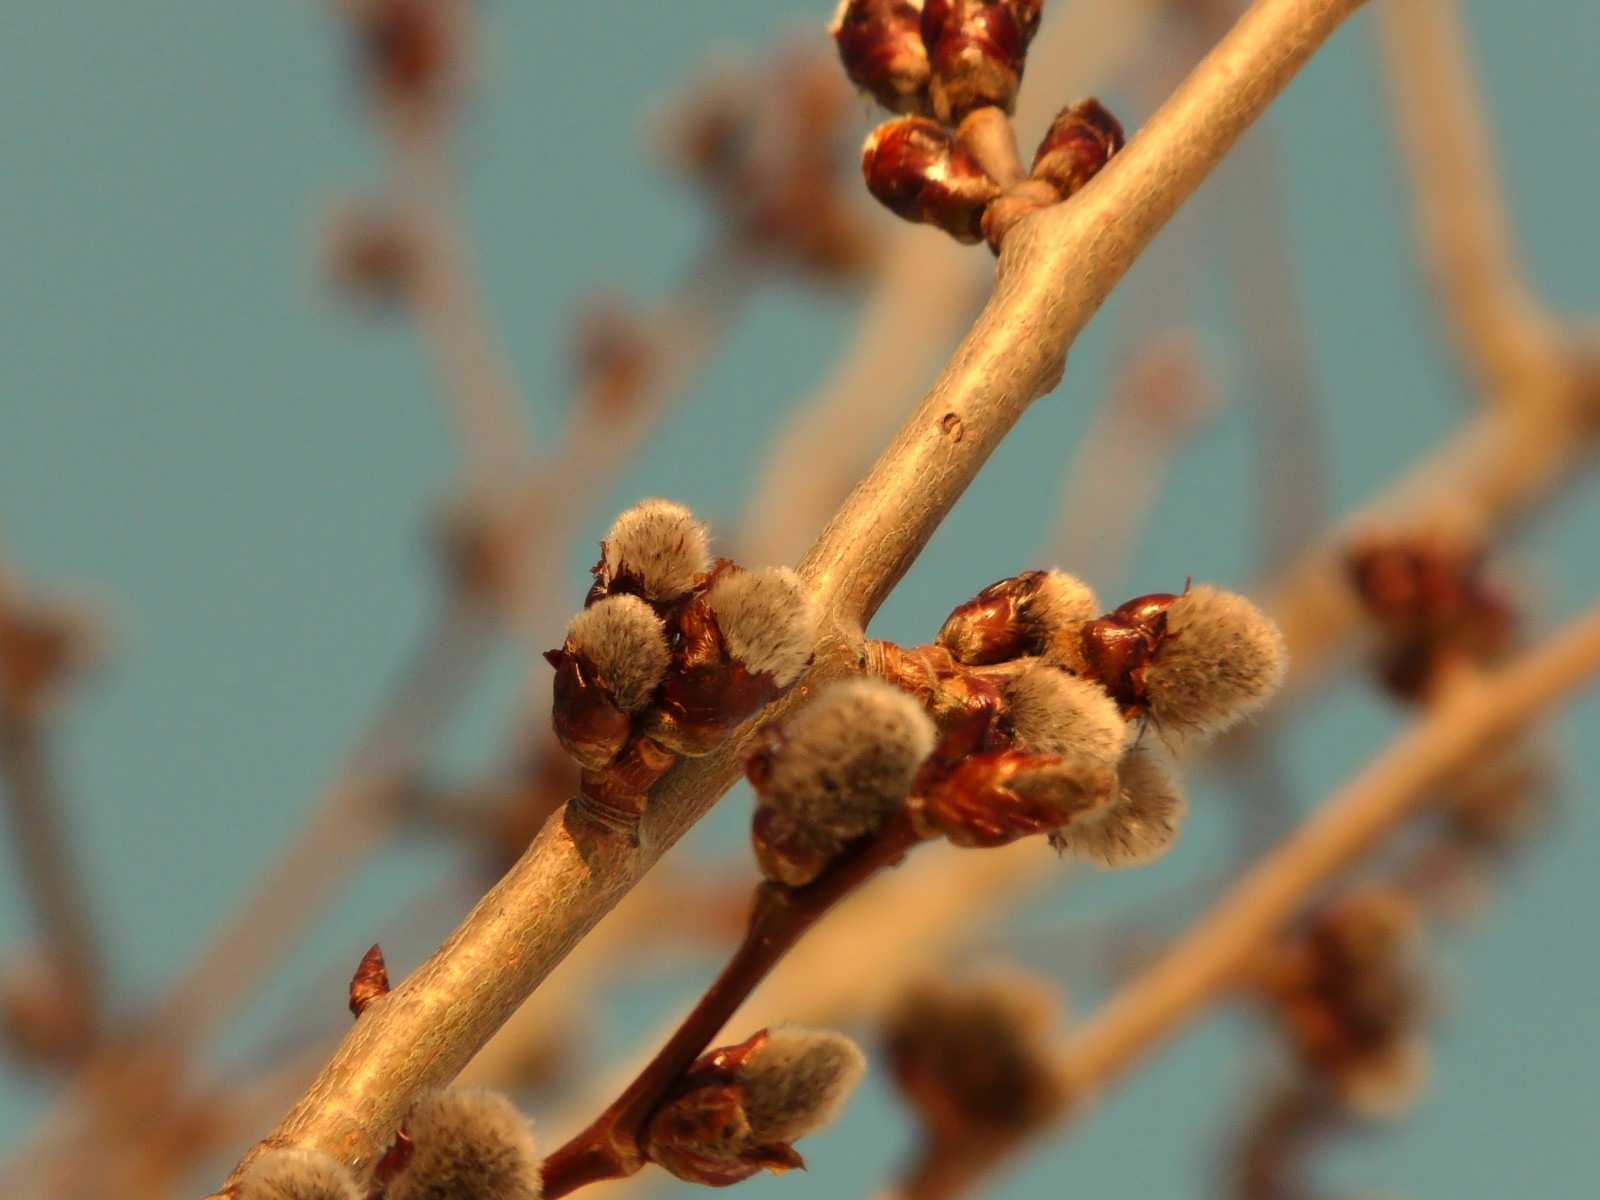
830;0;932;115
862;117;1001;243
921;0;1043;123
1030;99;1125;200
348;943;391;1017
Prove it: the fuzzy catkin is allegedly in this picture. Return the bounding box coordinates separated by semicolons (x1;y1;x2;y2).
387;1088;542;1200
1051;745;1187;868
1004;662;1128;766
236;1149;361;1200
1143;584;1287;736
1028;569;1101;656
706;567;819;685
739;1026;868;1144
599;499;710;601
563;594;669;712
758;677;936;837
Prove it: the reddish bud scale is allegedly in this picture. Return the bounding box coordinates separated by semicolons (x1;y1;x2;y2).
348;943;391;1018
373;1126;415;1190
0;609;79;718
646;592;783;756
913;745;1090;847
1030;99;1125;199
935;574;1040;664
1076;591;1181;717
545;643;635;771
644;1031;806;1187
355;0;454;103
862;117;1001;244
831;0;932;115
920;0;1042;122
574;735;677;835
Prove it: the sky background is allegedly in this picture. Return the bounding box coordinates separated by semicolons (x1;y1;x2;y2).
2;0;1598;1197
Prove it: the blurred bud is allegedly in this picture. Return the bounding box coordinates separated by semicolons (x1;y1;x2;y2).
432;491;519;604
319;196;419;309
1002;662;1128;767
0;949;95;1068
885;972;1065;1140
1049;745;1187;867
237;1148;362;1200
830;0;932;114
935;569;1099;665
1266;887;1430;1118
387;1087;543;1200
912;708;1115;848
571;297;652;419
341;0;468;120
546;595;670;770
1029;99;1125;198
920;0;1043;123
0;594;100;721
862;117;1001;243
1079;585;1286;737
645;1027;866;1186
647;567;818;756
591;499;712;605
747;678;935;885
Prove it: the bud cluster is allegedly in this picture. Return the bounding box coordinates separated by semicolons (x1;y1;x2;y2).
643;1026;867;1186
746;569;1285;879
1255;886;1430;1118
547;500;818;830
659;47;875;279
1346;527;1515;701
833;1;1125;250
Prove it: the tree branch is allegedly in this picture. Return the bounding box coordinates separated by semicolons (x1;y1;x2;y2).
212;0;1368;1186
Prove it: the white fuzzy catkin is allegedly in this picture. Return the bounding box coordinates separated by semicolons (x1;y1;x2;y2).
1143;584;1287;737
563;594;669;712
1051;746;1188;868
707;567;818;686
237;1149;361;1200
739;1026;868;1145
387;1087;542;1200
760;678;936;837
1029;569;1100;653
599;499;711;601
1004;663;1128;766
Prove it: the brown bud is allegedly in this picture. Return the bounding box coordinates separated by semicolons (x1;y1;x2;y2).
0;596;98;721
910;708;1114;848
344;0;466;117
1029;99;1125;199
862;117;1001;243
348;943;390;1018
885;972;1066;1139
546;595;670;770
320;196;420;308
830;0;932;114
0;949;96;1068
1075;590;1181;716
935;570;1099;665
920;0;1043;123
645;1027;865;1187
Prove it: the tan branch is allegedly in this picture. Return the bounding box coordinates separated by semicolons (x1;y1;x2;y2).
212;0;1368;1186
1374;0;1556;396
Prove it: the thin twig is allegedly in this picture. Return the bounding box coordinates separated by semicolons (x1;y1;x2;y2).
211;0;1368;1184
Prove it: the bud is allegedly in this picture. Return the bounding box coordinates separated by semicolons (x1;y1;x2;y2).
647;567;818;756
591;499;711;604
885;972;1065;1138
344;0;465;116
546;595;670;770
320;196;419;308
644;1027;866;1187
386;1088;543;1200
0;595;99;721
1049;745;1187;867
347;943;390;1018
1002;663;1128;767
1077;585;1286;736
920;0;1043;123
237;1148;361;1200
1029;99;1125;200
746;678;935;885
913;708;1115;848
935;569;1099;665
0;949;95;1067
862;117;1001;244
830;0;931;115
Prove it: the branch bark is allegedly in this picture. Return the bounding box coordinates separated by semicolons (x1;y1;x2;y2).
212;0;1369;1186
